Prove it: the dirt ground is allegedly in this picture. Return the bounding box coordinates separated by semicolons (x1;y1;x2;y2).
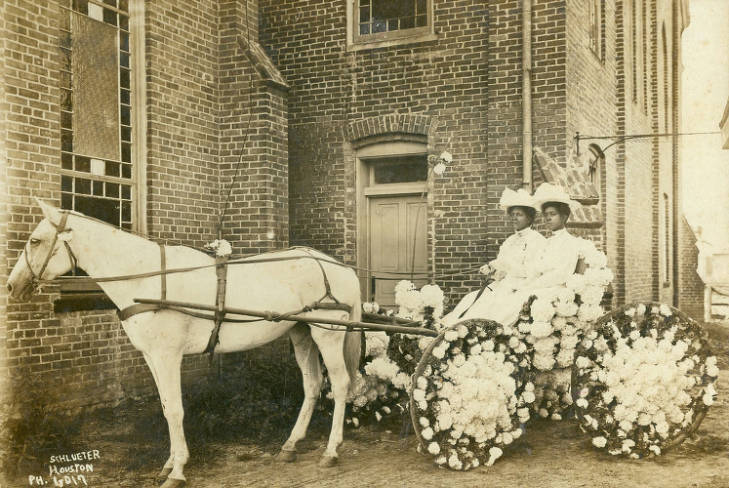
8;323;729;488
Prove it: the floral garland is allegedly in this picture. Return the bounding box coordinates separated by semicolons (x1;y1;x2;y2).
343;281;447;426
515;237;613;419
573;302;719;457
411;319;534;470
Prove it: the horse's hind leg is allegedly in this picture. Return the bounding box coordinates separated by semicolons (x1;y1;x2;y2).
309;324;350;467
278;323;322;462
144;351;188;487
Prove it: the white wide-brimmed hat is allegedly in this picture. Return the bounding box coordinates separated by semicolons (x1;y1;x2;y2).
532;183;581;212
499;187;539;212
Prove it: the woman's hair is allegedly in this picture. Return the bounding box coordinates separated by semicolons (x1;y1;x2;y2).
541;201;571;218
508;206;536;222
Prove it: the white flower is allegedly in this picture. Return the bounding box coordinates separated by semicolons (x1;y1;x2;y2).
575;356;591;369
486;447;503;467
420;284;445;310
576;398;588;409
205;239;233;257
432;346;446;359
419;416;430;428
531;298;556;322
433;162;447;175
592;436;607;448
580;286;605;306
649;445;661;456
394;280;416;295
448;453;462;470
428;442;441;455
703;393;715;406
522;391;536;404
636;304;647;315
421;427;434;440
659;304;672;316
439;150;453;163
706;364;720;377
530;321;553;338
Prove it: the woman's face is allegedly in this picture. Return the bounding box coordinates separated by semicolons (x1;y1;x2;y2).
509;207;532;231
543;205;568;231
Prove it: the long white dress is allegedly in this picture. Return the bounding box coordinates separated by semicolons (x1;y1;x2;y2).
443;228;580;327
443;227;546;325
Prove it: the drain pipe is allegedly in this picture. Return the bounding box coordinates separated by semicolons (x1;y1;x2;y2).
522;0;533;191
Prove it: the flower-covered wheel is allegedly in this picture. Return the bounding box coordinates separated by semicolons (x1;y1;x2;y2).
409;319;535;470
572;302;719;457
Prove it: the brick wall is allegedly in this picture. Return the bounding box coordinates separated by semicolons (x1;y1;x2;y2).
261;0;491;303
1;0;288;410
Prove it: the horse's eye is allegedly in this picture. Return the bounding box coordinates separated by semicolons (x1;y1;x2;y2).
29;238;40;246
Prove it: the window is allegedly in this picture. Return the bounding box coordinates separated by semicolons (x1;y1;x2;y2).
588;0;604;61
641;0;648;114
349;0;435;50
57;0;145;307
630;0;637;103
59;0;138;231
662;193;671;286
587;145;603;195
662;24;670;132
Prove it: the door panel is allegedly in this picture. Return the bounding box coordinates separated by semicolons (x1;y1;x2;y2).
369;195;428;308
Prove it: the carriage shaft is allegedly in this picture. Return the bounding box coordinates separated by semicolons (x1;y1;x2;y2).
133;298;439;337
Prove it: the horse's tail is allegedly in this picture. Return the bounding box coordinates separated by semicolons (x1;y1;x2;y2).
344;293;362;390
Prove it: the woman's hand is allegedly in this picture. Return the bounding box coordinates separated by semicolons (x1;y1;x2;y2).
479;264;492;275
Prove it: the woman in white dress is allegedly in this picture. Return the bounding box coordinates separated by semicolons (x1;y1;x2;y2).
443;188;546;324
443;183;581;328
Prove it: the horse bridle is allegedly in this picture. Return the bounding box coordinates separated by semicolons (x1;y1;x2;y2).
25;211;78;291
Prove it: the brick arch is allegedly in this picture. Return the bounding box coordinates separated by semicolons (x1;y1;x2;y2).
345;114;433;146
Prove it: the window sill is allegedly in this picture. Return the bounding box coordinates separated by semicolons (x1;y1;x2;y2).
54;292;117;314
348;32;439;52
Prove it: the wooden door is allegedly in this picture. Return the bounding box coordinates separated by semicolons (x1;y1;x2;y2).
368;195;428;307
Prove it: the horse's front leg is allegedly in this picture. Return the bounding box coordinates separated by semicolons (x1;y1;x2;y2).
310;326;350;467
144;351;188;487
278;323;322;462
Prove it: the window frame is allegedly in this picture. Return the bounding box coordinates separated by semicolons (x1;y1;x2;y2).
588;0;605;62
347;0;437;52
56;0;147;305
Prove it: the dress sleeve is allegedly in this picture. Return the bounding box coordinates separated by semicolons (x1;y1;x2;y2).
519;236;578;290
490;235;514;273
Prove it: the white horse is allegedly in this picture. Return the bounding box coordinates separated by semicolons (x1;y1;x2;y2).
7;200;362;487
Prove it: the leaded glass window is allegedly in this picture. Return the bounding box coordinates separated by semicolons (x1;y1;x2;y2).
59;0;134;230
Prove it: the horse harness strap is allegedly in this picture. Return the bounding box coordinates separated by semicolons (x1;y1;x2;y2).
26;211;77;289
118;251;353;355
203;256;229;356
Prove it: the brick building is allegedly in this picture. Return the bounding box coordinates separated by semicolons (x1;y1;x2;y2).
0;0;701;410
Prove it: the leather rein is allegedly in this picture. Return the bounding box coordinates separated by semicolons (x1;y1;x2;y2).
25;211;78;294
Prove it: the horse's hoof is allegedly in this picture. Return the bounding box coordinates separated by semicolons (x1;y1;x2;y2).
157;467;173;482
159;477;186;488
318;455;338;468
277;449;297;463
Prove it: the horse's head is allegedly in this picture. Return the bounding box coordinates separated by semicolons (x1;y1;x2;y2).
7;199;76;301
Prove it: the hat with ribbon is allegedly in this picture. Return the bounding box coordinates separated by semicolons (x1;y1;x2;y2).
532;182;582;212
499;187;539;212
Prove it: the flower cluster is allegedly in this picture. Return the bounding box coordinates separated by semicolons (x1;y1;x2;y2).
514;238;613;418
342;282;449;425
394;280;446;330
203;239;233;257
573;303;719;458
427;151;453;176
411;320;534;471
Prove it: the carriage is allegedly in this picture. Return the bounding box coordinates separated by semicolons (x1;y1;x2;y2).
7;201;717;486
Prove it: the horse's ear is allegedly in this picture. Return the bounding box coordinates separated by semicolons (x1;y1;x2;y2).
35;198;62;226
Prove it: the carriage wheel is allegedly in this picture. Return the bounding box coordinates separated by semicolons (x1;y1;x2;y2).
571;302;716;457
408;319;535;470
